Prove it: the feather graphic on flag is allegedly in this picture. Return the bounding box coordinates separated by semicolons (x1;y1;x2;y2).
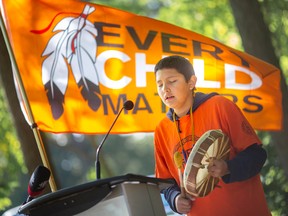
41;5;100;119
67;6;101;112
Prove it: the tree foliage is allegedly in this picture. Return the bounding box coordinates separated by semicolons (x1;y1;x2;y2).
260;132;288;214
0;0;287;215
0;87;26;211
261;0;288;80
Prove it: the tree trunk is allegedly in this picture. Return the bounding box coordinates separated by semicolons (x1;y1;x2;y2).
0;26;52;194
229;0;288;178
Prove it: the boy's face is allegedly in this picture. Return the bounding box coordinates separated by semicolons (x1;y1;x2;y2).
156;68;196;115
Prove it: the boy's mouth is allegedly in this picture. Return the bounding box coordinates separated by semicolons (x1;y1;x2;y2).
165;96;174;101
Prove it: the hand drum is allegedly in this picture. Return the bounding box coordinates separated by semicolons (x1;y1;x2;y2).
183;129;230;197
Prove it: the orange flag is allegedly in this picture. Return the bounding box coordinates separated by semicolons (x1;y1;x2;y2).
0;0;282;133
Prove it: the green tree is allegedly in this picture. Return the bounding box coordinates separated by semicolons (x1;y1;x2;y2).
0;86;25;211
1;0;287;215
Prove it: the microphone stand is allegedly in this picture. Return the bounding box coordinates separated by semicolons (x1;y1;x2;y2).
95;106;125;180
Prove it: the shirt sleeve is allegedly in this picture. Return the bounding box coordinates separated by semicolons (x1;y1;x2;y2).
222;143;267;183
154;124;175;179
161;179;181;214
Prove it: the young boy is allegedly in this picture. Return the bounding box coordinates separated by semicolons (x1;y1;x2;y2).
154;55;271;215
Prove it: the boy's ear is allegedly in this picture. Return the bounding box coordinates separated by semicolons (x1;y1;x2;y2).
189;75;197;90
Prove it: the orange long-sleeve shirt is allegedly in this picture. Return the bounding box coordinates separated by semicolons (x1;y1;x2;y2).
154;94;271;216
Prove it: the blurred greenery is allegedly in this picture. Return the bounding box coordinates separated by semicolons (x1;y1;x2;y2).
260;131;288;215
45;133;155;189
0;87;26;211
0;0;288;215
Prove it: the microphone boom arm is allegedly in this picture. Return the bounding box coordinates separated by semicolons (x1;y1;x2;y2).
95;106;125;180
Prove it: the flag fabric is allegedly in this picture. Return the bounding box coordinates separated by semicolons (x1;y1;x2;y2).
0;0;282;133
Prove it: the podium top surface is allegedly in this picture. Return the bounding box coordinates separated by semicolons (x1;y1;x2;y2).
18;174;173;215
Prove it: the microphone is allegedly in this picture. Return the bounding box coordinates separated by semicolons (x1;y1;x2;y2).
95;100;134;179
25;165;51;204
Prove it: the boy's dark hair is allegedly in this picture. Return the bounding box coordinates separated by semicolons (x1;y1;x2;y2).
154;55;195;81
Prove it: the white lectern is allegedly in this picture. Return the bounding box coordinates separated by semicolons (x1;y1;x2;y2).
18;174;173;216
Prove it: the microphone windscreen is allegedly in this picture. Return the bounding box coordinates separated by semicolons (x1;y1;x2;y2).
28;165;51;197
123;100;134;110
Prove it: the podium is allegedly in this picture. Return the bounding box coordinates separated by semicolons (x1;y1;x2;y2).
18;174;173;216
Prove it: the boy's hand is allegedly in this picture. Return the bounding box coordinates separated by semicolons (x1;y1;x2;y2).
175;194;195;214
207;159;230;178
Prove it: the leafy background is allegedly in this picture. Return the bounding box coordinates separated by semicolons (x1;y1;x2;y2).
0;0;287;215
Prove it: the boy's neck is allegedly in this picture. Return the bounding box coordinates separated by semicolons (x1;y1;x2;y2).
174;109;190;118
174;96;194;118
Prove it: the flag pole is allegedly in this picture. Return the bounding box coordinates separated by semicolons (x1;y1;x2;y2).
0;10;57;192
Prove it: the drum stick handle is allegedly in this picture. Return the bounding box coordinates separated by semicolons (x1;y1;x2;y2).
178;169;186;198
174;152;187;198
